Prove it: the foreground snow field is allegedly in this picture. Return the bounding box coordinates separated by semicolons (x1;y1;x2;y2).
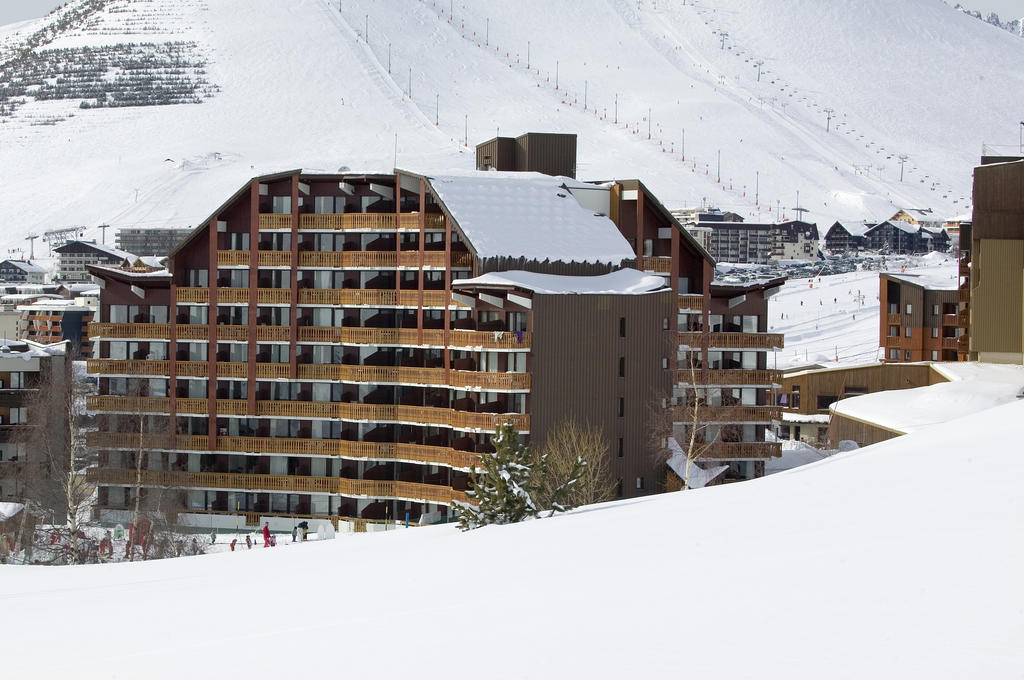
3;399;1022;679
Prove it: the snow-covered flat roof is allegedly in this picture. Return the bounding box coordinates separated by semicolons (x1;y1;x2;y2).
882;270;959;291
831;362;1024;434
426;172;635;265
454;268;667;295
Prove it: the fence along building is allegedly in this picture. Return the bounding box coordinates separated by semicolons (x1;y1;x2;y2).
85;167;782;530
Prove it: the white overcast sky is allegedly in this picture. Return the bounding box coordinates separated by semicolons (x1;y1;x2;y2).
0;0;1021;30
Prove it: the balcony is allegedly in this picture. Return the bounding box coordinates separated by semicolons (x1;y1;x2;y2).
257;214;292;229
958;286;970;303
86;468;460;505
675;368;781;387
957;335;969;352
959;260;970;277
884;336;903;349
292;213;443;232
886;313;900;325
297;289;449;307
941;314;958;327
941;337;959;350
957;309;969;327
639;256;672;273
677;294;705;312
678;332;784;351
87;396;530;431
675;405;780;424
88;324;531;350
699;441;782;460
87;432;481;470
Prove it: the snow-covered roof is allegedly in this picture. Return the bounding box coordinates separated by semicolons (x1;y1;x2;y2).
1;260;46;273
831;362;1024;434
67;283;101;293
453;268;667;295
889;220;920;234
830;220;874;237
665;437;729;489
58;240;134;260
88;264;171;279
425;172;635;265
882;270;958;291
0;502;24;522
781;411;831;424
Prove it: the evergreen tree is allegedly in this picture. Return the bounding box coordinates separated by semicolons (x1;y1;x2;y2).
455;423;586;531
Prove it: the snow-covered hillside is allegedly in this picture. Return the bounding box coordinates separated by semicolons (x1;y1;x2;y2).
769;254;958;369
1;0;1022;256
3;396;1022;678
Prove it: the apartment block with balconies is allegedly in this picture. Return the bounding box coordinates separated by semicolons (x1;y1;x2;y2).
879;272;962;363
85;166;788;528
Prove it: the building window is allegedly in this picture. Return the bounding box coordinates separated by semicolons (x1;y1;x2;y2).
617;398;624;417
618;357;625;377
617;438;624;458
904;350;911;361
932;304;940;315
931;328;939;338
661;357;669;369
635;476;645;490
790;386;800;409
889;348;899;360
905;327;912;338
615;480;623;498
931;350;939;361
662;317;670;330
619;317;626;338
889;325;899;337
816;395;837;411
905;303;912;314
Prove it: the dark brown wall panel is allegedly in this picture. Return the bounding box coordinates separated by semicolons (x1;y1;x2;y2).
531;291;674;498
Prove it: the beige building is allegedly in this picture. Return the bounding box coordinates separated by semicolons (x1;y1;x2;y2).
963;157;1024;364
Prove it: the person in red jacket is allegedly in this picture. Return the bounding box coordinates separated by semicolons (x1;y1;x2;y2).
262;522;271;547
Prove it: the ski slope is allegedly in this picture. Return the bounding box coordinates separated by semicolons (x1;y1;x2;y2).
1;0;1023;255
2;396;1022;678
769;254;958;369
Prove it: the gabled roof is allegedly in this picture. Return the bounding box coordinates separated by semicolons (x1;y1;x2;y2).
826;220;874;238
0;259;46;273
54;240;133;260
422;171;635;265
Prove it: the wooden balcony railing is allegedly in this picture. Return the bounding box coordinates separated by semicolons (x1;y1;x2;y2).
87;359;531;390
639;256;672;273
957;335;969;351
88;324;532;350
699;441;782;460
884;336;903;349
957;309;969;327
959;260;970;277
216;250;250;266
88;432;482;470
294;213;442;232
257;214;292;229
86;468;460;505
941;314;958;327
677;294;705;312
88;322;170;339
675;405;780;423
886;313;901;325
678;332;784;350
941;337;959;350
959;286;970;303
674;369;781;387
87;396;530;431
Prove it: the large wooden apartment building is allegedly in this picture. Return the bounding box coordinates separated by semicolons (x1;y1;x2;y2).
85;168;783;529
879;272;962;363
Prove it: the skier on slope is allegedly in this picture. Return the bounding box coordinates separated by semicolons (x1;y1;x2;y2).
262;522;271;548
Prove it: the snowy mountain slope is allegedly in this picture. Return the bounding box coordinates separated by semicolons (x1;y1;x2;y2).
769;255;959;369
3;396;1022;678
1;0;1022;256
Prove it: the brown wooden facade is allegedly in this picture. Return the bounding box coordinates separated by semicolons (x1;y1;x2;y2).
878;274;961;363
86;168;782;528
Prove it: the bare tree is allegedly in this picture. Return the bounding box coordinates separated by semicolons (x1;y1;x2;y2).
17;355;96;564
534;419;615;509
649;351;720;491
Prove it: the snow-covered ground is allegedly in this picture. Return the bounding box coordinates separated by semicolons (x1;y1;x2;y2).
768;253;958;370
2;398;1022;678
1;0;1022;254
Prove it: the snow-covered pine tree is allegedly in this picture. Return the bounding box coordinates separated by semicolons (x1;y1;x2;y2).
456;423;539;531
455;423;587;531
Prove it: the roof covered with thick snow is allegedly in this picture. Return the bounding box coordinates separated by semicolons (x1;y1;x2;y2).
425;172;635;265
882;269;959;291
831;362;1024;434
453;268;667;295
